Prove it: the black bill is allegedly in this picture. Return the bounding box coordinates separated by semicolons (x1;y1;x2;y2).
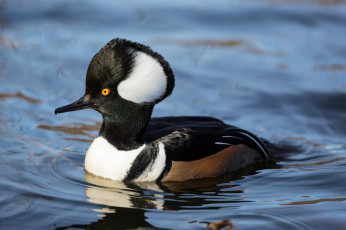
55;96;93;114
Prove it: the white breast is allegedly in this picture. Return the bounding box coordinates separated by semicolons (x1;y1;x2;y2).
84;136;166;181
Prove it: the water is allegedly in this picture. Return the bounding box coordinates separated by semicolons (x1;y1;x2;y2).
1;0;346;229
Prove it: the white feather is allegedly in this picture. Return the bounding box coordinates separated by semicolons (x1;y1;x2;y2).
136;142;166;181
85;136;166;181
215;142;232;146
85;136;145;181
117;51;167;103
239;132;267;157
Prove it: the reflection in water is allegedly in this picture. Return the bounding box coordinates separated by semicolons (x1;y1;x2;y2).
85;174;164;211
63;174;246;229
56;174;167;229
57;161;279;229
56;208;156;230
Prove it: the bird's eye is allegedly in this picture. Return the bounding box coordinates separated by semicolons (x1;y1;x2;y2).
101;88;110;96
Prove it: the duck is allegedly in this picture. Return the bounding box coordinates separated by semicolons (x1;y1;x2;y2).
55;38;269;182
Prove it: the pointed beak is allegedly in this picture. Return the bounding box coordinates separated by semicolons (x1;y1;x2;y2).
55;96;94;115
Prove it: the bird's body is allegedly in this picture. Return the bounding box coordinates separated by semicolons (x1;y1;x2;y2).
55;38;268;182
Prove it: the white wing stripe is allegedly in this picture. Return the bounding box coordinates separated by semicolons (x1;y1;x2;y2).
239;132;268;158
215;142;232;146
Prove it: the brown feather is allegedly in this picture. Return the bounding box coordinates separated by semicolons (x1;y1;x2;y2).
162;144;261;182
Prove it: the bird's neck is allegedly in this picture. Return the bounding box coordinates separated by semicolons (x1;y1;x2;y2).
99;107;153;150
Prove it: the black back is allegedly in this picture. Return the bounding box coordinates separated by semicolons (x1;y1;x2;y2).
142;116;268;161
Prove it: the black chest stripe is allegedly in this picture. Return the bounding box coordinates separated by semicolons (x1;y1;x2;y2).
123;143;159;182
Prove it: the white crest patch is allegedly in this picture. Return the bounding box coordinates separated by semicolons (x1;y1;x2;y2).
117;51;167;103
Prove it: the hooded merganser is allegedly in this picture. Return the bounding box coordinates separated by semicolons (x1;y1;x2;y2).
55;38;268;182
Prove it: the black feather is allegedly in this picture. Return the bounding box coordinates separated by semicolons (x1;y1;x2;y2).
123;142;159;182
143;116;269;161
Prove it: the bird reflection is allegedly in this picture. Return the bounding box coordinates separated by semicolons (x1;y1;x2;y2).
85;173;165;211
56;164;270;230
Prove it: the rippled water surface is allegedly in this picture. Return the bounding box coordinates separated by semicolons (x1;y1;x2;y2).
1;0;346;229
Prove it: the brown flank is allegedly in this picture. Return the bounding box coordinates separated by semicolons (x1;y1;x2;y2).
162;144;261;182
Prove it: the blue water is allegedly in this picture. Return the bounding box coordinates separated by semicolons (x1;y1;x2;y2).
1;0;346;229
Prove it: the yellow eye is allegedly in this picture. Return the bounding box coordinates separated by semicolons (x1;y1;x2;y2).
101;88;110;96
